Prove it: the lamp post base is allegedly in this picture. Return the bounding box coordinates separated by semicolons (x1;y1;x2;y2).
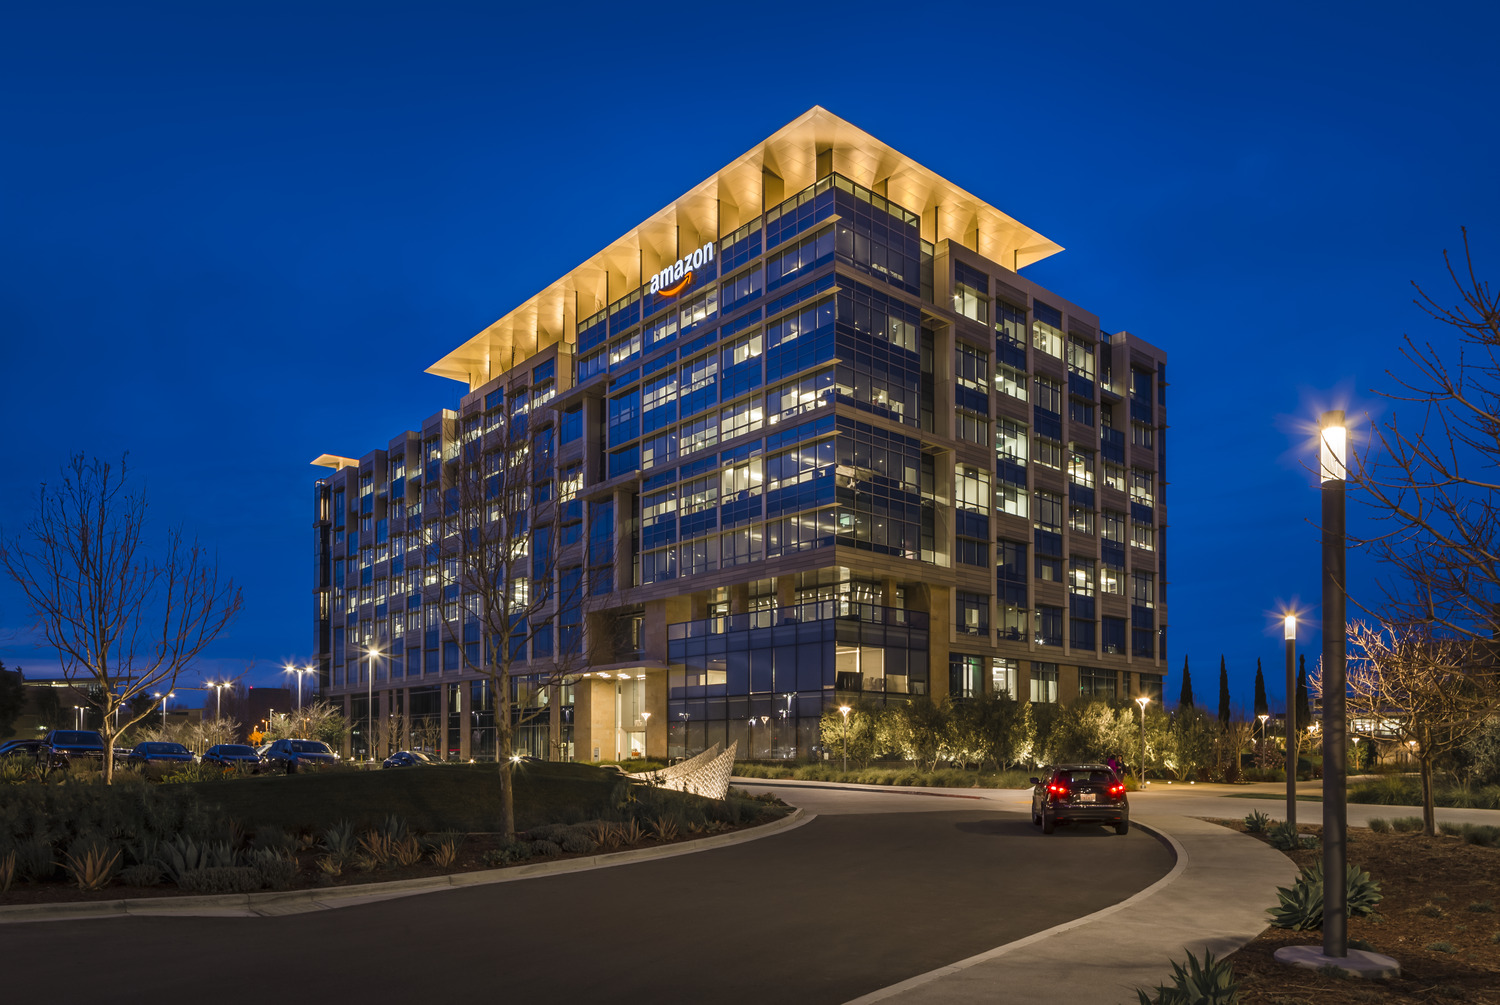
1273;945;1400;979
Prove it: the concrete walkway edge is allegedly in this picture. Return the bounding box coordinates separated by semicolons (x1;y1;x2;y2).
0;807;812;925
843;813;1298;1005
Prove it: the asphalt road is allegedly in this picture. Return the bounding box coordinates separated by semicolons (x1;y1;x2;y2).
4;787;1173;1004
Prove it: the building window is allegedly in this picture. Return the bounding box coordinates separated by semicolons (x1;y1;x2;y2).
997;419;1028;464
1035;437;1063;471
1035;606;1063;647
1033;318;1063;359
1034;491;1063;532
996;366;1027;401
957;592;988;635
1068;448;1095;488
1131;522;1155;551
1069;505;1095;536
1031;662;1059;703
1132;422;1154;448
1067;337;1096;381
1070;617;1095;652
1069;399;1095;427
1069;558;1095;598
1101;563;1124;596
949;653;984;700
1102;617;1127;654
991;657;1020;700
1130;469;1155;507
997;484;1028;518
1080;666;1116;700
956;412;989;445
1131;571;1155;608
1104;463;1126;492
1035;377;1062;415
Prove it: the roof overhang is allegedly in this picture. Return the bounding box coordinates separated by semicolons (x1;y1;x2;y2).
428;105;1063;389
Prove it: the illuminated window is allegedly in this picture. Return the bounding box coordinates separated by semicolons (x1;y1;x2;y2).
996;366;1027;402
1130;469;1155;507
1035;437;1063;471
1066;337;1096;381
1131;523;1155;551
997;420;1028;463
1068;448;1095;488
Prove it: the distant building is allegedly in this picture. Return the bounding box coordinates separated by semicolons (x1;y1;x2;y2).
311;107;1170;764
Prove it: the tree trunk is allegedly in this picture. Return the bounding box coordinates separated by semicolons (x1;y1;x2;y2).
499;758;515;841
101;721;115;785
1419;751;1437;837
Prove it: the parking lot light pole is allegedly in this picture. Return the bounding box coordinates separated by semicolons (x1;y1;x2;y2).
1284;613;1298;828
1135;696;1150;784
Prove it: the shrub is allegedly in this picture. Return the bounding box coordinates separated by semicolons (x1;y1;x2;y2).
157;835;238;887
1426;942;1457;953
560;828;598;855
1390;817;1423;833
315;855;342;877
1467;900;1495;913
253;827;300;857
118;863;164;887
14;836;55;882
650;813;680;842
391;835;422;868
1268;863;1383;930
246;848;298;891
1438;821;1462;837
1243;810;1272;834
1367;818;1390;833
618;819;645;846
529;839;562;859
483;841;534;866
1267;822;1303;851
1134;949;1239;1005
61;841;122;891
179;866;262;894
1460;824;1500;847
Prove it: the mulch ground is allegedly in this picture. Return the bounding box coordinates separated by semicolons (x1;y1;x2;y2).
1205;818;1500;1004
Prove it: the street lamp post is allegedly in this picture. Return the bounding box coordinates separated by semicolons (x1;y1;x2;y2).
1319;410;1350;959
1135;696;1150;783
366;646;381;765
678;712;690;762
838;704;851;772
154;692;174;729
1284;613;1298;828
74;705;83;730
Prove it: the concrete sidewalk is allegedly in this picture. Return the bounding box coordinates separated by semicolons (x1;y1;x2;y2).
846;813;1298;1005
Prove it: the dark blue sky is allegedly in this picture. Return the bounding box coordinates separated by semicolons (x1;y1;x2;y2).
3;2;1497;710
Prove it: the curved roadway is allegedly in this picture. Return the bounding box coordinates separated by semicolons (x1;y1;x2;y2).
3;785;1173;1004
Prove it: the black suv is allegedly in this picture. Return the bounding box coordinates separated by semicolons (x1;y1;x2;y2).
39;730;106;770
1030;763;1130;835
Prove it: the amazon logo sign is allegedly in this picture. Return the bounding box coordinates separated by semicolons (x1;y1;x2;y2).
649;241;715;298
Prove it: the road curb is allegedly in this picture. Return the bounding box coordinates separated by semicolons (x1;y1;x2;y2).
0;807;811;924
736;777;995;799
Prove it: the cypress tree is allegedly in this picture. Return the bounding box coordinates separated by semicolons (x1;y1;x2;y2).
1218;656;1232;728
1253;658;1269;720
1179;656;1194;709
1297;654;1311;727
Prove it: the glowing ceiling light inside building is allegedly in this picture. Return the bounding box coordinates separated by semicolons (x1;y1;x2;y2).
1319;411;1346;484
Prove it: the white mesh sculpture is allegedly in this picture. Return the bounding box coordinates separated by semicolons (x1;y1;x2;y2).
630;740;738;800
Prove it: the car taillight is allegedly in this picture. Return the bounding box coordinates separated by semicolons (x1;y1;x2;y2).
1048;782;1070;798
1109;783;1126;797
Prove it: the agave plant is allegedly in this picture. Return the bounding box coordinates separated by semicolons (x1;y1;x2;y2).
1243;810;1271;834
1136;949;1240;1004
1268;862;1382;930
60;845;123;891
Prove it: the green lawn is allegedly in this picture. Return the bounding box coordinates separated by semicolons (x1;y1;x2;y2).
184;761;626;833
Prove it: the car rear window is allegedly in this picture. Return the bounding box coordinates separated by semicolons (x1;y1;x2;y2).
220;745;255;755
54;732;101;745
290;740;331;754
1063;769;1114;784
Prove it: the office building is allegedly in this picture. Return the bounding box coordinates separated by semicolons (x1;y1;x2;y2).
312;107;1169;763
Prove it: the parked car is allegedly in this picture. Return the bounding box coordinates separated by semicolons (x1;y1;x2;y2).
202;744;266;772
0;738;46;759
382;750;437;769
38;729;106;770
1030;763;1130;835
261;738;338;774
127;741;196;769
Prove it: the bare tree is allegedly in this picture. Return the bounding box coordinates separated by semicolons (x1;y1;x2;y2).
438;388;602;839
266;699;346;747
1357;230;1500;638
1340;622;1500;835
0;455;242;783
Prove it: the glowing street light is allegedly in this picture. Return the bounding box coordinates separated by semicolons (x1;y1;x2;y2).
838;704;852;773
1135;696;1150;784
1320;410;1350;959
153;691;175;728
1284;612;1299;828
365;645;382;764
284;663;314;711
